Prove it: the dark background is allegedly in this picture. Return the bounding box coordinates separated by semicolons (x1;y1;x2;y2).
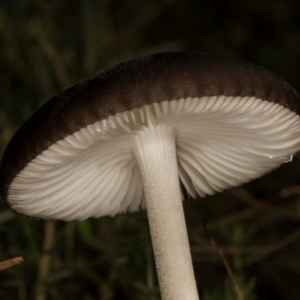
1;0;300;299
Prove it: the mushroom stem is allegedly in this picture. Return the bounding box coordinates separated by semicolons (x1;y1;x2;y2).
132;125;199;300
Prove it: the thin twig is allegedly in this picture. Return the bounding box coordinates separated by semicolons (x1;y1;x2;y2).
0;257;24;271
280;185;300;198
229;187;300;221
203;224;243;300
36;220;56;300
209;238;244;300
192;227;300;256
197;208;258;234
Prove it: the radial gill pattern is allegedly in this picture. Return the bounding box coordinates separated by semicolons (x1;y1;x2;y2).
9;96;300;220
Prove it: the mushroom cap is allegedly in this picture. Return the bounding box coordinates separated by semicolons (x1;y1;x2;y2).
1;52;300;220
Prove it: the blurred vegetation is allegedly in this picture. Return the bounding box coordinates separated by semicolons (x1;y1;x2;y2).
1;0;300;299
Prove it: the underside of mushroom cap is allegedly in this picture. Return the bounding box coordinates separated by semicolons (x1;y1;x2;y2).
6;96;300;220
1;52;300;220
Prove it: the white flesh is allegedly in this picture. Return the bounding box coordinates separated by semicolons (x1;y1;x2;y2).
132;125;199;300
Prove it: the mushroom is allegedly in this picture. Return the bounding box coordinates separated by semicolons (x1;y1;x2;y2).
1;52;300;300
